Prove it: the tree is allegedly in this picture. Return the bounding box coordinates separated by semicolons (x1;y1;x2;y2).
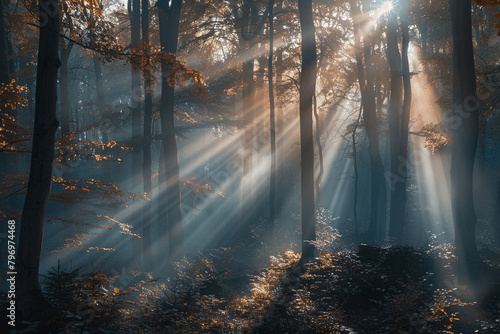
449;0;480;274
349;0;387;242
142;0;153;268
158;0;185;261
392;3;412;242
298;0;317;260
128;0;142;192
0;0;9;84
16;0;60;318
232;0;270;231
386;3;412;243
268;0;276;222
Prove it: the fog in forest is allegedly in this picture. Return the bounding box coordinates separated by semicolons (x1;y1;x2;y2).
1;0;500;333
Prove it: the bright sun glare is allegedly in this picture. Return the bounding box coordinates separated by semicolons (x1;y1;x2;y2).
380;1;394;13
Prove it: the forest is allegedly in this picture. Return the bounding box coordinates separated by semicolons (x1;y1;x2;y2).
1;0;500;332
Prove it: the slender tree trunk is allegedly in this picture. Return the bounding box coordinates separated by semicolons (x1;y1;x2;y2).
142;0;152;268
353;105;362;242
0;0;9;84
313;91;324;208
60;43;73;136
449;0;480;273
241;55;255;229
157;144;168;253
298;0;316;260
59;41;73;242
350;0;386;242
158;0;185;261
365;44;386;242
268;0;276;222
275;0;285;221
128;0;142;262
93;56;112;182
129;0;141;190
17;0;60;318
387;11;403;242
397;9;412;242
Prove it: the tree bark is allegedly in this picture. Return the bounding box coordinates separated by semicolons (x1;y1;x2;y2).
298;0;316;260
93;56;113;185
386;11;403;241
17;0;60;319
128;0;141;190
268;0;276;222
350;0;386;242
128;0;142;261
275;1;285;221
449;0;480;272
353;105;362;242
241;55;255;229
142;0;152;268
59;40;73;242
158;0;185;261
397;9;412;242
0;0;9;83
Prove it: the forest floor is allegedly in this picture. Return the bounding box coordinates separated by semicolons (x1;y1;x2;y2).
2;225;500;334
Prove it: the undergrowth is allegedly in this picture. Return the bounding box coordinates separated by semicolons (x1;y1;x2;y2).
4;213;499;333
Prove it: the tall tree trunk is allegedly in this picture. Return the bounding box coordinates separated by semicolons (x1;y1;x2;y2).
60;42;73;136
17;0;60;318
353;105;362;242
128;0;141;190
241;55;255;229
93;56;112;181
158;0;185;261
0;0;9;83
350;0;386;242
268;0;276;222
449;0;480;273
128;0;142;261
59;41;73;242
275;0;284;221
142;0;152;268
387;11;403;242
396;8;412;242
365;44;387;242
313;90;323;207
298;0;316;260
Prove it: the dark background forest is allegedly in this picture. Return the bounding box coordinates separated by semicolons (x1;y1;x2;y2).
1;0;500;333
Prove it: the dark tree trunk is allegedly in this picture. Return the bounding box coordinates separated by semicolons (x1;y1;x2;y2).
274;0;285;221
128;0;141;191
17;0;60;318
241;55;255;228
59;42;73;136
298;0;316;260
353;105;362;242
93;56;112;184
128;0;142;261
396;9;412;242
449;0;480;273
386;11;403;242
350;0;386;242
268;0;276;222
387;7;412;243
364;44;387;242
142;0;152;268
0;0;9;84
313;88;324;208
59;41;73;242
158;0;185;261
